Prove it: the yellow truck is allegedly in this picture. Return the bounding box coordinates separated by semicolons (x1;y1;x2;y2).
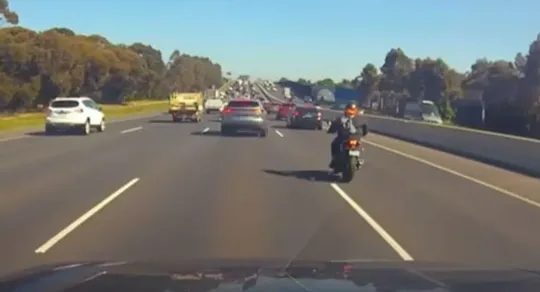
169;92;204;122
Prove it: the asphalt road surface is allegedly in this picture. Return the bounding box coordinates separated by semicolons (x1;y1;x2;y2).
2;105;540;276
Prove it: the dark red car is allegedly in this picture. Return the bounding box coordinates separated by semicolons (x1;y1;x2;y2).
285;105;323;130
276;103;295;120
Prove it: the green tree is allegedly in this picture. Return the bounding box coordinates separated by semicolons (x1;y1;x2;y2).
315;78;335;88
516;34;540;135
291;34;540;137
357;63;380;104
378;48;413;94
407;58;451;103
297;78;311;85
0;23;224;111
337;79;354;88
0;0;18;25
514;52;527;75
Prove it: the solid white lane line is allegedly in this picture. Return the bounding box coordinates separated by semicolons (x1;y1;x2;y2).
120;126;142;134
202;127;210;133
365;140;540;210
35;178;140;254
330;183;414;261
274;130;284;137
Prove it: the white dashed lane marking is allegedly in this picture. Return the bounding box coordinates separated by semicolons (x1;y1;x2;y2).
35;178;140;253
330;183;414;261
120;126;142;134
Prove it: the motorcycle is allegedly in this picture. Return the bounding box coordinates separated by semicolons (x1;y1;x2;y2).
326;121;368;182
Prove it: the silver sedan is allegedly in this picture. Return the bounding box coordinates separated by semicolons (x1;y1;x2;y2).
220;99;268;137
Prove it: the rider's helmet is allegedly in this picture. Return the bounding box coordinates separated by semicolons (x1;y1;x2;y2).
344;102;358;117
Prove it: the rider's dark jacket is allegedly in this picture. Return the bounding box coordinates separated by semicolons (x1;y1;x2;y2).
327;114;365;158
327;114;365;138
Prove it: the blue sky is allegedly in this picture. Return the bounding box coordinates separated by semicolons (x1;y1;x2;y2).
9;0;539;81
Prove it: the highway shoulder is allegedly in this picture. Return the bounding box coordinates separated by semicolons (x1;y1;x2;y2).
366;133;540;206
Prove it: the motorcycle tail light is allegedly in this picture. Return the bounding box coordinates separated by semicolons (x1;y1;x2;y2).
347;140;359;148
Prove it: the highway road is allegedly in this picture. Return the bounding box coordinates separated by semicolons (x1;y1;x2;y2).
2;93;540;277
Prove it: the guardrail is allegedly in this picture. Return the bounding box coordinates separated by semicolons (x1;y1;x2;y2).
257;83;540;177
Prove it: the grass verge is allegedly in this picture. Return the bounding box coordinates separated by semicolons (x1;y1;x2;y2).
0;100;168;133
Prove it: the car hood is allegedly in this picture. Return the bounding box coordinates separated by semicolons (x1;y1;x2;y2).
1;259;540;292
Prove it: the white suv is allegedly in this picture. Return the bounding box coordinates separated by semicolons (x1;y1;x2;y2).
45;97;106;135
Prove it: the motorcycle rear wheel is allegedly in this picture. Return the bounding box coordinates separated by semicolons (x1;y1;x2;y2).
341;157;356;182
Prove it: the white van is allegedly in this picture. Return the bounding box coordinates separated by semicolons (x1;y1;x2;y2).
403;100;443;124
204;98;225;114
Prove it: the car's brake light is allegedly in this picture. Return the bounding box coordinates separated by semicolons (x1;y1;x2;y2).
294;111;300;116
73;108;84;113
223;108;232;114
317;112;322;120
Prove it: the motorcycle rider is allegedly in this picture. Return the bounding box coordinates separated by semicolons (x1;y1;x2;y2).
327;102;366;170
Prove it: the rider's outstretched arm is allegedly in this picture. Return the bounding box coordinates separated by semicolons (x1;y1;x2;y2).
352;115;365;128
327;117;340;134
351;116;367;138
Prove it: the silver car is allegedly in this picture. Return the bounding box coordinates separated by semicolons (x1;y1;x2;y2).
220;99;268;137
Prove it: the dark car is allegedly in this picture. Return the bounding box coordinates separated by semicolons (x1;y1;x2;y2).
286;105;323;130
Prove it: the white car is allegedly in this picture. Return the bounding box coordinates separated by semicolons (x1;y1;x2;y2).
45;97;106;135
204;98;225;114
